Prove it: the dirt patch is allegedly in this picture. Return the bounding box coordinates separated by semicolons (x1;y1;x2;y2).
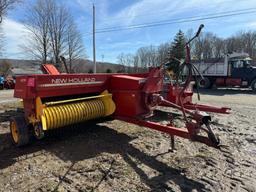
0;89;255;192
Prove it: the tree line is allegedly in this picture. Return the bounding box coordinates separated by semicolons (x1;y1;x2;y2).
117;29;256;73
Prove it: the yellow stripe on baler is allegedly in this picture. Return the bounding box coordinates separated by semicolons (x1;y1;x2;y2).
40;90;116;130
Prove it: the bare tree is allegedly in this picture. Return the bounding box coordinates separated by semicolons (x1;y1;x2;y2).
47;0;69;66
22;0;86;68
0;0;20;56
117;53;134;73
117;53;126;72
133;55;139;72
0;59;11;74
192;32;215;60
136;47;148;69
125;54;134;73
0;25;4;55
241;31;256;59
212;36;225;58
65;18;85;72
157;42;170;64
0;0;20;23
147;45;158;67
22;0;50;63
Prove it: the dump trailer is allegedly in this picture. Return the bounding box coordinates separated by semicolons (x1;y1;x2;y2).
193;52;256;90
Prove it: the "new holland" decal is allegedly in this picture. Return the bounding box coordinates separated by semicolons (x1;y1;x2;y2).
39;78;104;87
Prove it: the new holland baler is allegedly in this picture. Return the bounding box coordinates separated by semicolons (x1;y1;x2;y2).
11;66;221;148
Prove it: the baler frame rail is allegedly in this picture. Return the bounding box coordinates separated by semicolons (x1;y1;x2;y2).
118;116;218;148
183;103;231;114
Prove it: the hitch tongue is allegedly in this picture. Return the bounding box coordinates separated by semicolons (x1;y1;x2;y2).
191;111;220;148
205;122;220;147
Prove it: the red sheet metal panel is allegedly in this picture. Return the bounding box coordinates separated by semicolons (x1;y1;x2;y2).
215;78;225;86
110;75;148;117
110;75;145;90
142;67;163;93
163;83;193;105
226;78;241;86
112;91;147;117
14;74;112;99
42;64;60;75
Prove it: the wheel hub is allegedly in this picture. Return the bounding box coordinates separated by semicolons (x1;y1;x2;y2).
11;122;18;143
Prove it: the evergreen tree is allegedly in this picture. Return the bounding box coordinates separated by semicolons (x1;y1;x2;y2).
106;68;112;73
167;30;186;75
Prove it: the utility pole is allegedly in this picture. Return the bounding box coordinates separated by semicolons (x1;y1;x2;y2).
93;4;96;73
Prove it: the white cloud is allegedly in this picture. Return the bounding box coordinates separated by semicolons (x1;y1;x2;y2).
75;0;93;13
96;0;199;28
95;0;256;30
1;18;30;58
247;22;256;28
75;0;108;17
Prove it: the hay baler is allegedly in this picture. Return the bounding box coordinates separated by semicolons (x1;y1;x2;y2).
11;66;221;148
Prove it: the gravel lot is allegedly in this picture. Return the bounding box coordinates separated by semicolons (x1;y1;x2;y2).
0;89;255;192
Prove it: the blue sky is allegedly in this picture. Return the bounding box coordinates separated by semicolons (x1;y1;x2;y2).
2;0;256;63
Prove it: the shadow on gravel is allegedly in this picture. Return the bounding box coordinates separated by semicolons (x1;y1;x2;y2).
0;120;206;192
198;88;255;96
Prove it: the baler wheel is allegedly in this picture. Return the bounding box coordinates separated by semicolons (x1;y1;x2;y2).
33;123;44;140
10;116;30;147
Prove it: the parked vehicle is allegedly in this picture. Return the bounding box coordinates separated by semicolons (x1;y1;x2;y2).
193;52;256;91
0;76;4;90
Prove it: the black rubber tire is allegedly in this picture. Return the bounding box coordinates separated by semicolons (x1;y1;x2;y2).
0;84;3;90
199;77;212;89
251;79;256;92
10;116;30;147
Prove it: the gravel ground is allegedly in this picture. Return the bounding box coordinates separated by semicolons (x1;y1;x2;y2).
0;89;255;192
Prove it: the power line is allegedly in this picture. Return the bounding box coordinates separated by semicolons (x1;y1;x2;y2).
83;9;256;35
82;8;256;36
92;0;246;24
97;7;256;28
